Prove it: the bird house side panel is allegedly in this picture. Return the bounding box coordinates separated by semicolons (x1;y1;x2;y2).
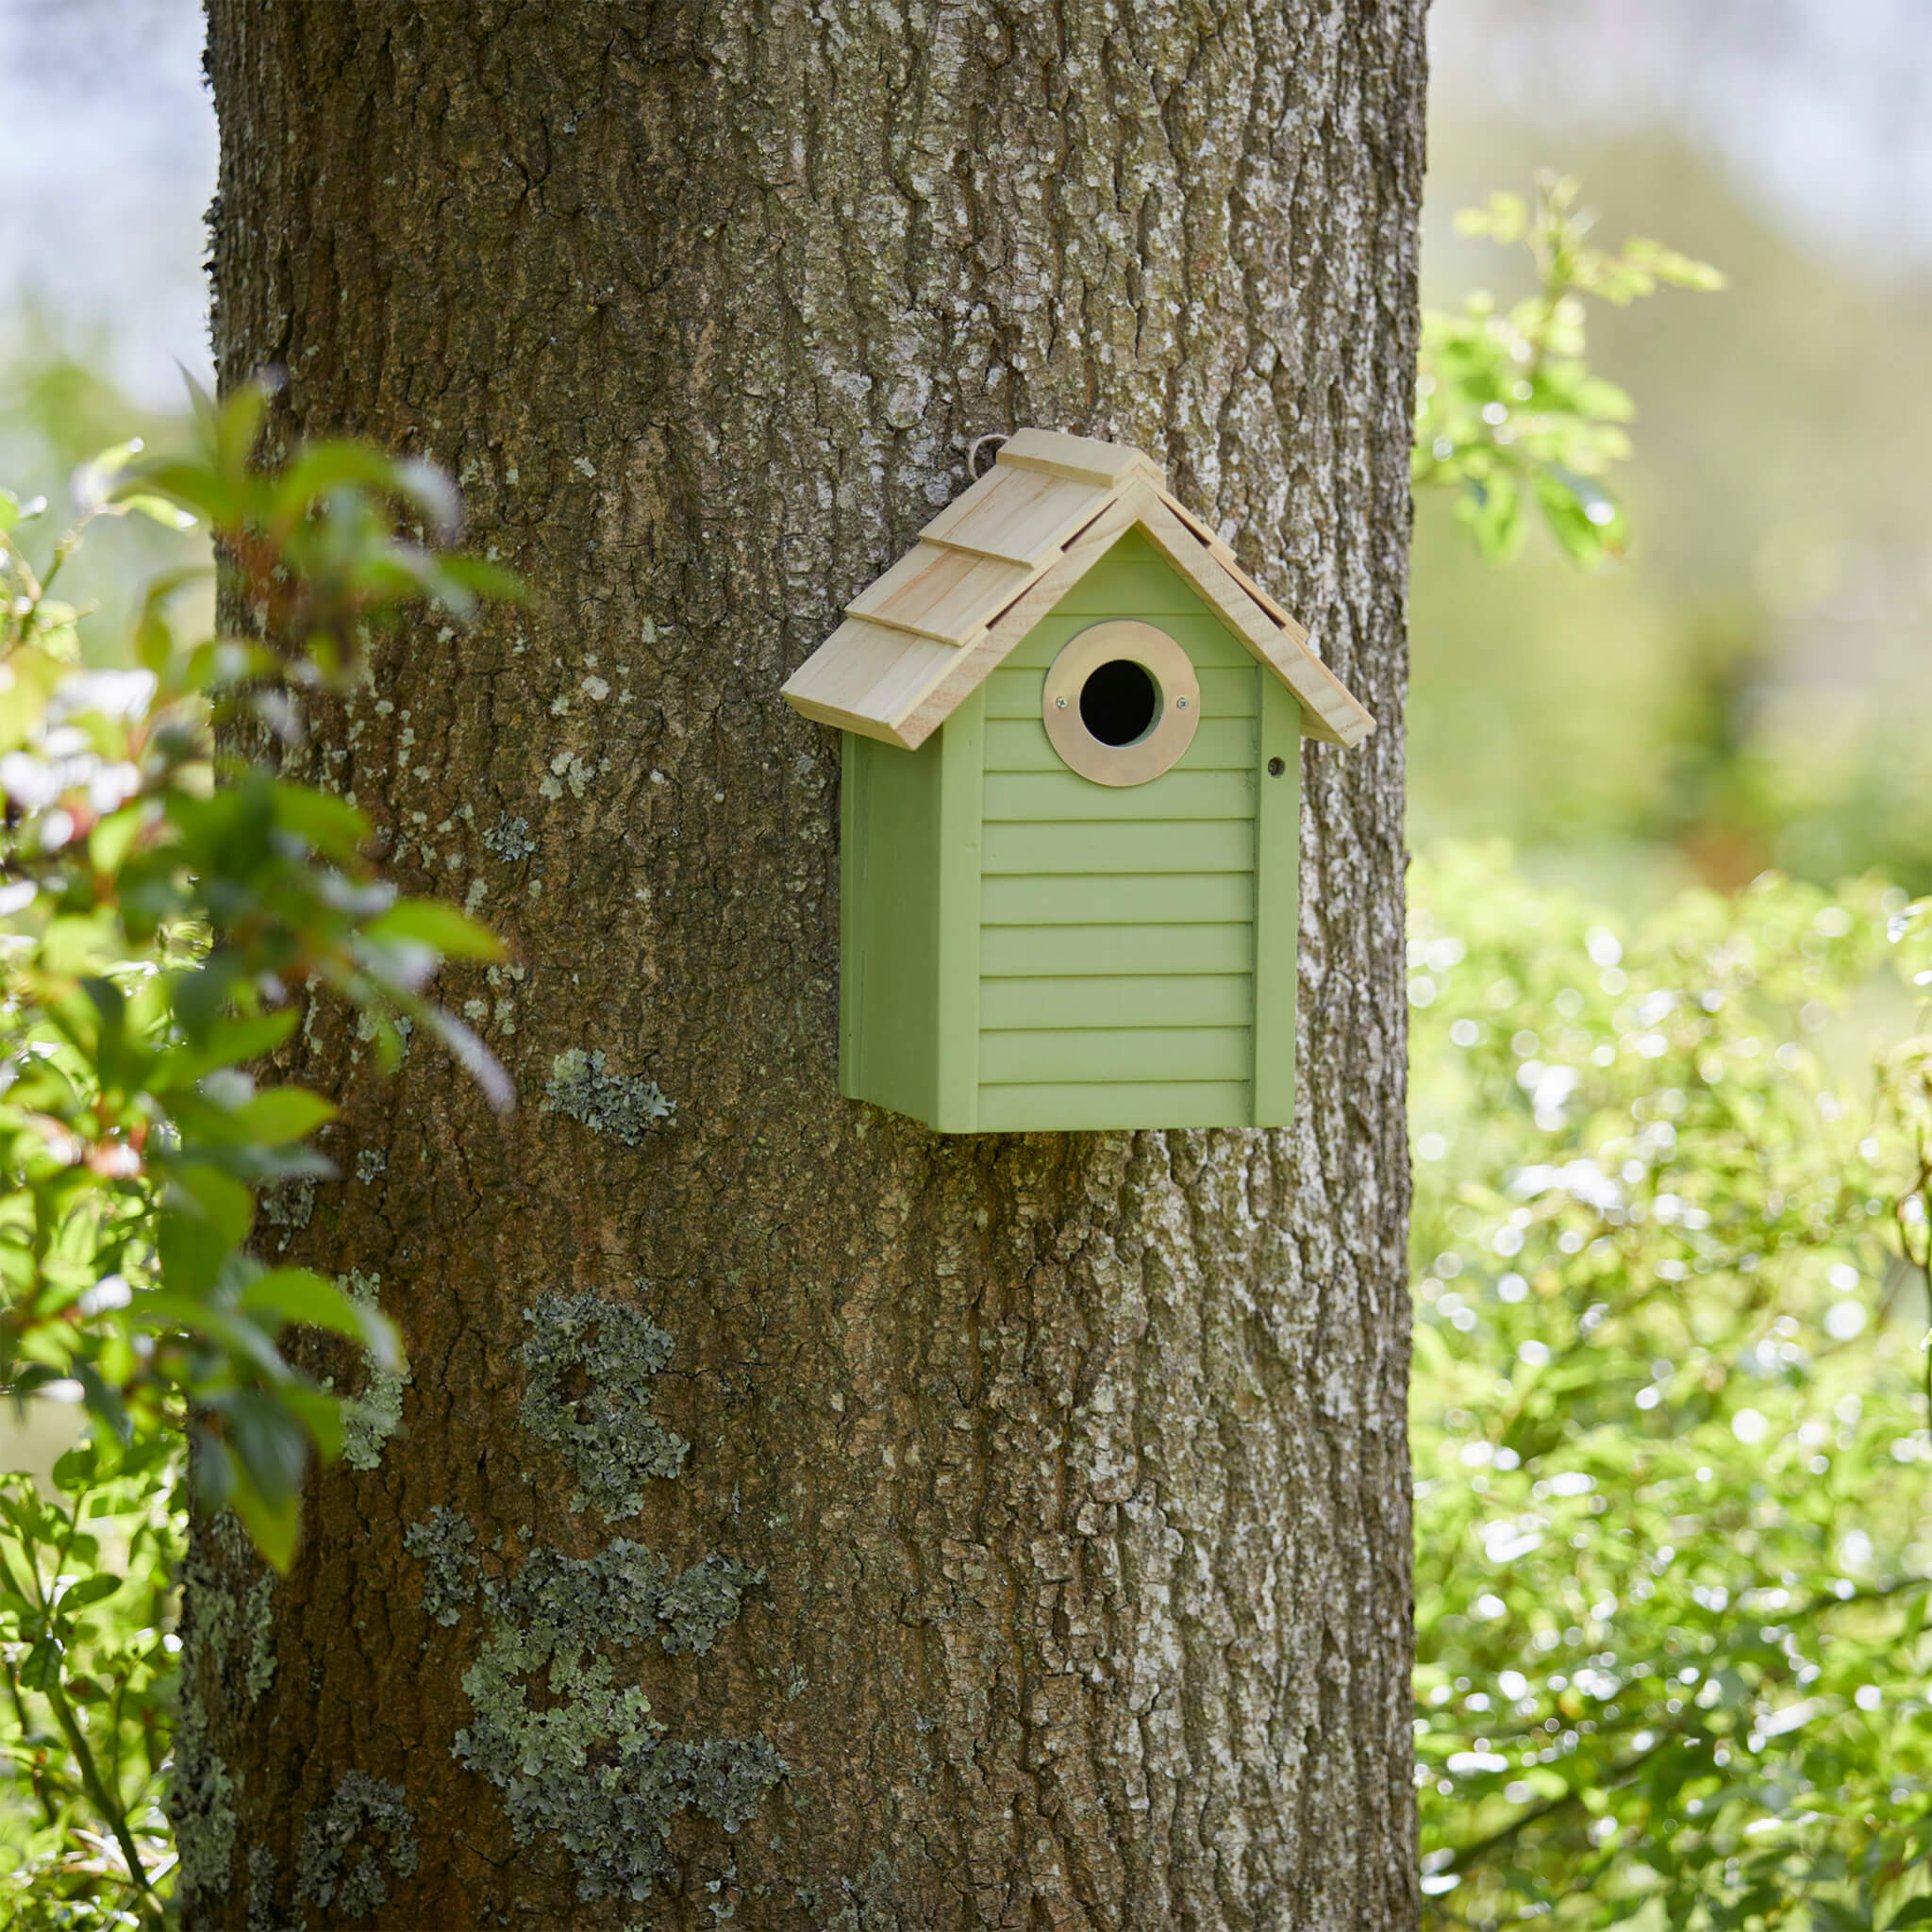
840;726;945;1124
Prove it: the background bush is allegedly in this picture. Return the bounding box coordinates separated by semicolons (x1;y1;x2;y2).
1412;851;1932;1926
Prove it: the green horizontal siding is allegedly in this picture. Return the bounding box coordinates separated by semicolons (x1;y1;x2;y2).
983;769;1256;823
983;819;1253;875
977;1081;1250;1132
980;1027;1252;1084
983;873;1253;926
982;922;1253;978
970;528;1281;1131
981;974;1251;1031
985;716;1256;773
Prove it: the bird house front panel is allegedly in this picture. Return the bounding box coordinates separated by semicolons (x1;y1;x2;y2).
836;528;1301;1133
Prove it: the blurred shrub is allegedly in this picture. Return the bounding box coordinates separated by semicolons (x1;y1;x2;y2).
0;381;513;1920
1413;847;1932;1926
0;1439;179;1926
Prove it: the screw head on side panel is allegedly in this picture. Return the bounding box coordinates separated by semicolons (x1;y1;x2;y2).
1056;696;1068;708
1176;697;1189;709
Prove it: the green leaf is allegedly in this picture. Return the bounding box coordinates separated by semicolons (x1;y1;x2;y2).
366;898;505;961
48;1445;97;1496
157;1165;255;1295
1812;1905;1874;1932
240;1268;402;1372
19;1637;62;1692
224;1088;339;1146
230;1474;301;1574
1886;1905;1932;1930
116;492;199;531
57;1574;122;1612
269;782;370;860
438;555;525;603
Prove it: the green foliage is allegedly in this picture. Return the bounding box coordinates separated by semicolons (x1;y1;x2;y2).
0;379;514;1912
0;1437;179;1929
1415;173;1724;569
1412;848;1932;1925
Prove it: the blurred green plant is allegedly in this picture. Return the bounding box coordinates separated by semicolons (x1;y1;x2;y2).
0;1439;179;1927
1414;172;1724;568
1411;847;1932;1926
0;378;514;1919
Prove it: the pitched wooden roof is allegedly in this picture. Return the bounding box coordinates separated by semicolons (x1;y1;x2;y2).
781;427;1375;752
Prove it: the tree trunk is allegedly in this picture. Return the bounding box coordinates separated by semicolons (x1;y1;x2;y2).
183;5;1425;1926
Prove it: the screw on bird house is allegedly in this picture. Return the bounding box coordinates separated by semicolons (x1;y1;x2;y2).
780;427;1374;1133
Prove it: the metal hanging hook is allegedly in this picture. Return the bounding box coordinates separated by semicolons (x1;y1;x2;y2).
967;432;1009;480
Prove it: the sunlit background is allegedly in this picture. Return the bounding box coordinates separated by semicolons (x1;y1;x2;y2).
4;0;1928;899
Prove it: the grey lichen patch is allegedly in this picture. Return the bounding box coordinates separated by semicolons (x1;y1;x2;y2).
542;1049;675;1144
354;1148;388;1183
404;1506;479;1626
339;1271;410;1472
520;1293;687;1515
171;1535;241;1904
293;1770;420;1920
449;1538;780;1902
483;811;536;861
243;1844;277;1929
244;1572;277;1702
169;1700;237;1906
258;1175;314;1253
244;1845;278;1932
655;1554;762;1657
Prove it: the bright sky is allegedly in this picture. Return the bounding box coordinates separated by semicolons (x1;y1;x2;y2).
0;0;1925;405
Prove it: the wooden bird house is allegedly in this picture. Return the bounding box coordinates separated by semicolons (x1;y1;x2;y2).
781;428;1374;1133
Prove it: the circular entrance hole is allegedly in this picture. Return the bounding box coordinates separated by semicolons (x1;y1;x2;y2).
1078;658;1159;746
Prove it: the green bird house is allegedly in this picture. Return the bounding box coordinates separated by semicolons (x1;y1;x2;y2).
782;427;1374;1134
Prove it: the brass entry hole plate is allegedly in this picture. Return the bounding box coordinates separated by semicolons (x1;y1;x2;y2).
1041;621;1202;788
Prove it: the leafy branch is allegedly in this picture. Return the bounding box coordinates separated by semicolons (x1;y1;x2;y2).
1414;170;1724;568
0;376;517;1566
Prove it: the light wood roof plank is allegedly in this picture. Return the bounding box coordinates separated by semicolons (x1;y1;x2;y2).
996;426;1165;490
845;541;1034;643
896;490;1149;746
920;465;1111;567
1153;485;1305;637
780;616;961;748
1130;490;1374;748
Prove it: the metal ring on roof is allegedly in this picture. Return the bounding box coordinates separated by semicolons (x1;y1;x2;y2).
967;432;1008;480
1042;622;1201;788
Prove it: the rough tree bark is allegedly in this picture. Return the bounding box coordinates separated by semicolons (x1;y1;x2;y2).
180;5;1425;1926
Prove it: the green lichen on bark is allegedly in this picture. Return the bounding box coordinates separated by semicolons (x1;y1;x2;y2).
482;811;536;860
258;1175;314;1249
404;1506;479;1626
169;1537;240;1904
406;1514;780;1902
520;1292;688;1515
169;1700;237;1906
243;1571;276;1701
293;1769;421;1919
339;1270;409;1470
244;1844;277;1931
542;1049;675;1144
